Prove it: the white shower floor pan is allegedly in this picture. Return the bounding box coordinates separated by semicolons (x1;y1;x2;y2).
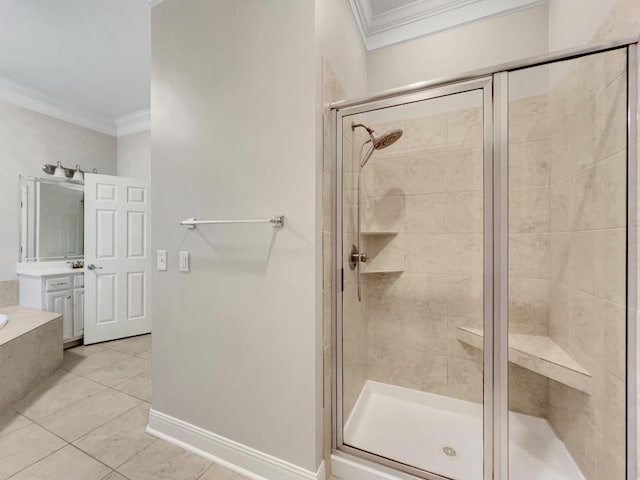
341;381;584;480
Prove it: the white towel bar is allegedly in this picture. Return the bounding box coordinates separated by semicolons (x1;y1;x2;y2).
180;215;284;229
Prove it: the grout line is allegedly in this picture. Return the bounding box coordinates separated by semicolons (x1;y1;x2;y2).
4;338;152;479
15;382;110;425
70;396;146;445
0;412;35;440
72;413;154;476
4;442;70;479
113;437;159;472
101;468;131;480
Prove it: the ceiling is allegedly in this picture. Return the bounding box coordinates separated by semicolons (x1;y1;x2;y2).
0;0;150;135
350;0;548;51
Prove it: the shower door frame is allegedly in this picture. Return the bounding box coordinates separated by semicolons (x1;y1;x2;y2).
331;36;639;480
333;77;496;480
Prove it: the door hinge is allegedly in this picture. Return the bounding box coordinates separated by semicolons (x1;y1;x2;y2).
340;267;344;292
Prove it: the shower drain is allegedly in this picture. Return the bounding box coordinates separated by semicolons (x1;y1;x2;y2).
441;445;459;460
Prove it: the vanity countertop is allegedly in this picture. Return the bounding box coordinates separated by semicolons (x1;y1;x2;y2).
16;262;84;277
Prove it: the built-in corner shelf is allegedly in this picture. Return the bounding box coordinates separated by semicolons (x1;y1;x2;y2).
361;231;398;236
456;327;592;394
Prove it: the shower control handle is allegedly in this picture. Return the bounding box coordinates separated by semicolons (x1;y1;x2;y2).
356;252;368;263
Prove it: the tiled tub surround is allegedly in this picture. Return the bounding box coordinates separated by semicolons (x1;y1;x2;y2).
0;281;18;309
0;306;62;413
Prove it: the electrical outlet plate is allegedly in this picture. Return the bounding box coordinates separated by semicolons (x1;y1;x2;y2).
179;251;190;272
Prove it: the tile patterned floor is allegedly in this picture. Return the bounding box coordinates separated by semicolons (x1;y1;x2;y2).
0;334;247;480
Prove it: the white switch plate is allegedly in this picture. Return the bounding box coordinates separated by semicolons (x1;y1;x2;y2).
179;251;190;272
157;250;167;271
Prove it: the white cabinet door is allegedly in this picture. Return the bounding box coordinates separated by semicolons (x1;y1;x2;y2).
84;173;151;344
46;291;73;342
73;288;84;338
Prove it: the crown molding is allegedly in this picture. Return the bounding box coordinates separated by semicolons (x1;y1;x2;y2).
115;108;150;137
148;0;165;7
0;74;150;138
0;74;117;136
350;0;549;51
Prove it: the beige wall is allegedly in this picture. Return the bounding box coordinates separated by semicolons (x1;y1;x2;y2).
366;4;549;94
151;0;322;474
548;0;617;52
117;130;150;179
0;100;117;281
316;0;367;98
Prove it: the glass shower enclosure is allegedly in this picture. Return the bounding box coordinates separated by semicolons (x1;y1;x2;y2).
331;39;638;480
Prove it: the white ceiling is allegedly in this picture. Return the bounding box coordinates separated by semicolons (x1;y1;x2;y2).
0;0;150;134
350;0;549;51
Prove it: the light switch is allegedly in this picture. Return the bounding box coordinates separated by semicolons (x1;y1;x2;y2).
157;250;167;271
179;251;190;272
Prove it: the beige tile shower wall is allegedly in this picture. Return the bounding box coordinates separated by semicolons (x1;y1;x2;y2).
341;119;370;421
507;94;552;417
546;49;628;480
361;107;486;404
584;2;640;477
360;99;553;416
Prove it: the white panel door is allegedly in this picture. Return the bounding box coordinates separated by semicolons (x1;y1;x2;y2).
84;173;151;344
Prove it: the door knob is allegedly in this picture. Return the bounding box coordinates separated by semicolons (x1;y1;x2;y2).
87;264;103;270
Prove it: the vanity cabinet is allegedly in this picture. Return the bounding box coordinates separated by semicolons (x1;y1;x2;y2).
46;290;73;339
19;270;85;345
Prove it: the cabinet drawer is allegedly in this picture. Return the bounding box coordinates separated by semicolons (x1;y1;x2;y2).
45;277;71;291
73;275;84;288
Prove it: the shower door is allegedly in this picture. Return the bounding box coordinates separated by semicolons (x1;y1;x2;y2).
335;78;494;480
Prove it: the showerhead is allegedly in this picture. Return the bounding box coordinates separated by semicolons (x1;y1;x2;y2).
352;122;404;168
371;129;403;150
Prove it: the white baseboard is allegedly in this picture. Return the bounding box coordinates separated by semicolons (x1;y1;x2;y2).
147;408;325;480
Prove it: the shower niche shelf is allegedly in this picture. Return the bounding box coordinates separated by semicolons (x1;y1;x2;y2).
360;268;403;275
456;327;592;394
361;231;398;236
359;231;403;275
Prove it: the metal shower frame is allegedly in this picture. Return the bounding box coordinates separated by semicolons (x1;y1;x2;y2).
331;36;639;480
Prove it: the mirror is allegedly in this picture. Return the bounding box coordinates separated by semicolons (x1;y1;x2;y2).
20;176;84;262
